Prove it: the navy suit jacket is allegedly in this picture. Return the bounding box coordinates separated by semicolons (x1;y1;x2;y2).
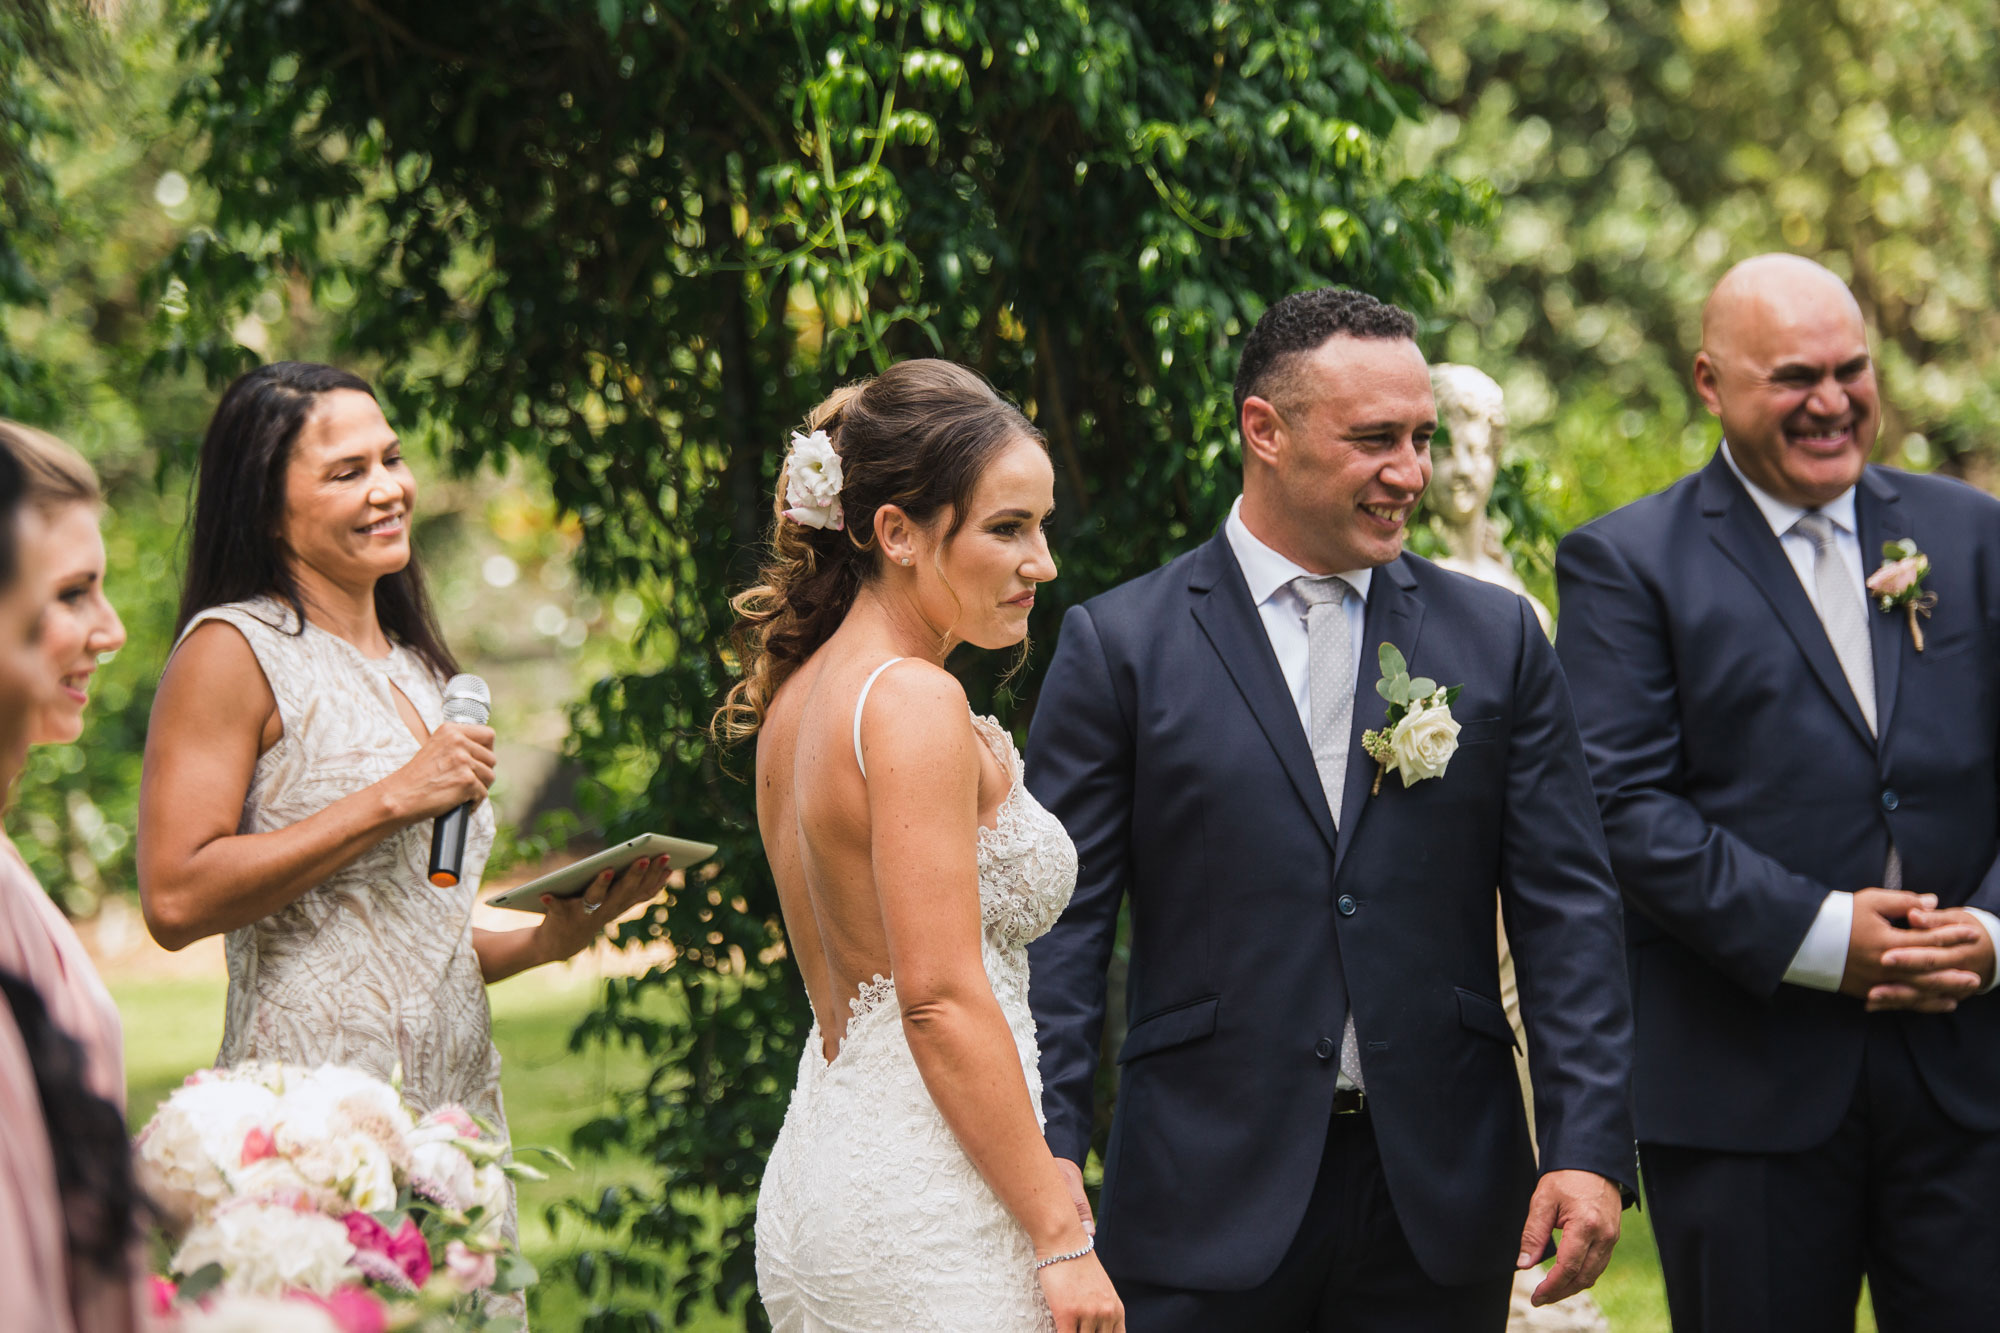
1026;530;1636;1291
1556;454;2000;1152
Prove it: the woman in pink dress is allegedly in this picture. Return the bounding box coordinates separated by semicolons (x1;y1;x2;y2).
0;423;129;1107
0;422;144;1333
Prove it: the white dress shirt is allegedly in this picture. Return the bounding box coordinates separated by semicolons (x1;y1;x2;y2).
1721;445;2000;993
1224;497;1375;1089
1223;496;1372;751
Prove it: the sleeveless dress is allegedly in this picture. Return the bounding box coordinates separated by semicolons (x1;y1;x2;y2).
175;600;511;1214
755;660;1079;1333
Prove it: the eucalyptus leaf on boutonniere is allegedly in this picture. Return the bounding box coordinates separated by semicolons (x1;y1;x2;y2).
1866;538;1936;652
1360;643;1465;795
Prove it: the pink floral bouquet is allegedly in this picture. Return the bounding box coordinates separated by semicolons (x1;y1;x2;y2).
135;1063;561;1331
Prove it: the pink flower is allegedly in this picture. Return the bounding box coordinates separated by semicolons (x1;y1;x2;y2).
423;1105;480;1140
385;1217;432;1288
342;1212;432;1289
1867;555;1926;600
299;1287;388;1333
444;1239;498;1290
147;1276;178;1318
239;1126;277;1166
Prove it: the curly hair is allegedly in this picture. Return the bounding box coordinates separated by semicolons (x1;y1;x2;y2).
713;359;1044;743
1232;287;1419;420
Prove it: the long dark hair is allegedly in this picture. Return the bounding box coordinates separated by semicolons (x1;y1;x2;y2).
174;362;457;679
0;971;142;1274
713;359;1044;742
0;438;26;591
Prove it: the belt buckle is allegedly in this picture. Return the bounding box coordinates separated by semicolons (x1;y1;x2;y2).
1332;1087;1366;1116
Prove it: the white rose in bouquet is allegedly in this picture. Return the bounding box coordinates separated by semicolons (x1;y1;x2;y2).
276;1065;415;1173
136;1073;283;1229
176;1294;344;1333
172;1199;356;1296
407;1135;477;1213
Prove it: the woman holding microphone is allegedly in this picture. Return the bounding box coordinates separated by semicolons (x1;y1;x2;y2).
138;363;669;1245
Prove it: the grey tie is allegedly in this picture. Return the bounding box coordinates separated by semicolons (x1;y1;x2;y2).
1793;512;1876;736
1292;575;1366;1091
1794;513;1900;889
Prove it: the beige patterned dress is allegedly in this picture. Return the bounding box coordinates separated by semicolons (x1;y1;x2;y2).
176;598;511;1213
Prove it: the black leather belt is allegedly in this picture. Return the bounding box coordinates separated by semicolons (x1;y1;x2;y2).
1332;1087;1367;1116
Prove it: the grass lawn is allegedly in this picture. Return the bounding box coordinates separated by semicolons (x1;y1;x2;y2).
114;970;1876;1332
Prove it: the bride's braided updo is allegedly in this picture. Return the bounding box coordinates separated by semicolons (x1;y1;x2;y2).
713;359;1044;743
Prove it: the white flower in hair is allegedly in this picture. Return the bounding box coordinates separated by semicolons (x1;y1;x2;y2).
783;429;845;531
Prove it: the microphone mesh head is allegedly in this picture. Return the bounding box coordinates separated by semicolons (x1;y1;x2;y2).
440;673;491;726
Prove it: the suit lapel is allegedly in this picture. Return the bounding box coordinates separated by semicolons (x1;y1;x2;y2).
1335;558;1423;874
1186;534;1339;857
1700;456;1876;749
1855;468;1904;744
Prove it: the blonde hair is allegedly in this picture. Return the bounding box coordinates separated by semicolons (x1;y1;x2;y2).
0;420;101;510
712;360;1043;744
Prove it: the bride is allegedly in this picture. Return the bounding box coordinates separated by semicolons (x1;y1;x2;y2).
717;359;1123;1333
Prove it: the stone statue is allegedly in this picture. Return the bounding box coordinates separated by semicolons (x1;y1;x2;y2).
1428;364;1554;637
1429;365;1607;1333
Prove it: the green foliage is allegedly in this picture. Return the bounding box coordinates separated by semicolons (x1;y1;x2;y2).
160;1;1482;1325
0;7;218;911
1401;0;2000;520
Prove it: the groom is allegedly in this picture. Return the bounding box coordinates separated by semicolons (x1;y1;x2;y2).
1026;288;1636;1329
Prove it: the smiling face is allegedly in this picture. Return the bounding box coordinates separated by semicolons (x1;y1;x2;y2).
1695;256;1878;509
903;436;1058;651
26;501;125;746
278;390;417;594
1240;334;1436;573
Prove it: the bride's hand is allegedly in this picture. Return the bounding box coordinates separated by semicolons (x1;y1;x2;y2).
1036;1251;1123;1333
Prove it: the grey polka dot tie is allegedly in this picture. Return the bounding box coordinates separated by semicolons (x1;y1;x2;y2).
1292;575;1366;1091
1792;512;1900;889
1794;512;1876;736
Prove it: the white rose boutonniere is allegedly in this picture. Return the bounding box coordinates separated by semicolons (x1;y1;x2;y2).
782;429;845;531
1360;643;1464;795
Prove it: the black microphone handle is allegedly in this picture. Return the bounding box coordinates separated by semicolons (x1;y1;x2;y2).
428;801;473;888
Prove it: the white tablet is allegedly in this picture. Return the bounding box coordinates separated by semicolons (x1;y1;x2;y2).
484;833;718;914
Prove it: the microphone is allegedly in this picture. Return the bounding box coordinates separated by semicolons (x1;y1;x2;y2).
428;674;491;889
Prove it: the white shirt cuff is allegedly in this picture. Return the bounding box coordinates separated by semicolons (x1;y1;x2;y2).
1964;907;2000;996
1783;890;1853;992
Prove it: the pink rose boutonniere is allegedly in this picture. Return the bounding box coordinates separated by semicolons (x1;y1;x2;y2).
1866;538;1936;652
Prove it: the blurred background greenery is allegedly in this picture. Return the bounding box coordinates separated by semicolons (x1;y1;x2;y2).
1;0;1989;1328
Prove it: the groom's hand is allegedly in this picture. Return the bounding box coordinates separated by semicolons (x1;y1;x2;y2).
1517;1169;1621;1307
1055;1157;1096;1236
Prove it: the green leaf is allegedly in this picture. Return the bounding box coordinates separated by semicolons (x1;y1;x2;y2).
1443;684;1464;706
175;1263;226;1305
1377;643;1408;678
1407;677;1436;698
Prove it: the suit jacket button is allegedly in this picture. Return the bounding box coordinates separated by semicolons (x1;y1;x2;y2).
1315;1037;1336;1060
1337;894;1357;916
1881;788;1900;811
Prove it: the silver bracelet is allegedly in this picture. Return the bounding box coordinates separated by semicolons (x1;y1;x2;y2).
1035;1236;1095;1271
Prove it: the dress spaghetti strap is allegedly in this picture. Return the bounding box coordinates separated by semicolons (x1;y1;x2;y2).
853;658;907;779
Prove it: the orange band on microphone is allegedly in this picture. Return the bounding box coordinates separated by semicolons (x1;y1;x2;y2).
429;871;459;888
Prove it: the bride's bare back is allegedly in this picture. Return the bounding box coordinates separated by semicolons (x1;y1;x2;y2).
756;637;1013;1062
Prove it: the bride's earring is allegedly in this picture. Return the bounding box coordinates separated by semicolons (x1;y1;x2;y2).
900;556;913;566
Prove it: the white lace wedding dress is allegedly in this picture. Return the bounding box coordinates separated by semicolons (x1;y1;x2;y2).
756;661;1078;1332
